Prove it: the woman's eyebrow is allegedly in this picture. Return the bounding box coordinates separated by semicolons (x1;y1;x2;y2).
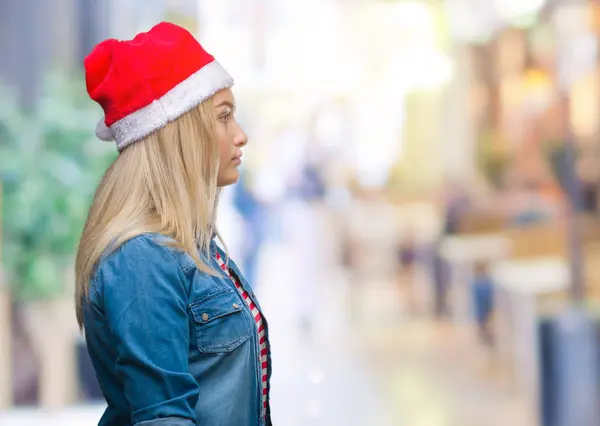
215;100;235;109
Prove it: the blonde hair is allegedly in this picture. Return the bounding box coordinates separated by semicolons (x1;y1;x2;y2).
75;99;222;327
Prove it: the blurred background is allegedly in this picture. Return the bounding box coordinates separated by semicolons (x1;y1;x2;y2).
2;0;600;425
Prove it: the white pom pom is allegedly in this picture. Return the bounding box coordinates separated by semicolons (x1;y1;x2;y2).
95;118;114;141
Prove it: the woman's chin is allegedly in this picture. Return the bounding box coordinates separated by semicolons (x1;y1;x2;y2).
217;169;240;187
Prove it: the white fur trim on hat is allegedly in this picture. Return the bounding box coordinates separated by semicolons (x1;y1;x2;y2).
102;60;233;152
95;119;114;141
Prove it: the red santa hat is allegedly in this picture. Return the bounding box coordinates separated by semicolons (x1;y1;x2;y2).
85;22;233;152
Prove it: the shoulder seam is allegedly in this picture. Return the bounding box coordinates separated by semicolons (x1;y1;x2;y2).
135;236;193;299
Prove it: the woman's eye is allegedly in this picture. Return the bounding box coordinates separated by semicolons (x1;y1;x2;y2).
220;110;232;122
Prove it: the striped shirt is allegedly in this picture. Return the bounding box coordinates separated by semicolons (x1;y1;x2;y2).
215;252;269;418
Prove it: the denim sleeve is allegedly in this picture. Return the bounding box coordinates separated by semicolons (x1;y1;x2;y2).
97;236;198;426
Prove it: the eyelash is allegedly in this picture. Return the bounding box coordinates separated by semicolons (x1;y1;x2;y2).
220;110;232;123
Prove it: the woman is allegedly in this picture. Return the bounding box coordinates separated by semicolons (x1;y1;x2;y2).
75;22;272;426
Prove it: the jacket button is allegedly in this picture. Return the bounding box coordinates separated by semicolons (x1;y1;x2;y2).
202;313;209;321
232;303;240;309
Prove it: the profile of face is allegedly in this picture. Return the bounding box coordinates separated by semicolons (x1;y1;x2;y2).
214;89;248;187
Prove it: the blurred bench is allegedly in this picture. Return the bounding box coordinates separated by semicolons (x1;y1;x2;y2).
440;214;600;384
491;258;569;425
456;211;507;235
489;218;600;423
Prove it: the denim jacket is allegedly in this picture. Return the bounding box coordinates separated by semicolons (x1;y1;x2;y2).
83;233;272;426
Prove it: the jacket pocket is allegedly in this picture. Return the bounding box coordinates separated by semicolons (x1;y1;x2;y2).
189;288;251;353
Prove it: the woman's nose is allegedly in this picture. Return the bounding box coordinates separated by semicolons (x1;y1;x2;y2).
235;124;248;147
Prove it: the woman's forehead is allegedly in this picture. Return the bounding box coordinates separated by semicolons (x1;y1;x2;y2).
214;88;234;105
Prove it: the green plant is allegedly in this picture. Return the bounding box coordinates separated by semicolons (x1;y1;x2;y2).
542;138;568;191
477;130;512;189
0;71;116;300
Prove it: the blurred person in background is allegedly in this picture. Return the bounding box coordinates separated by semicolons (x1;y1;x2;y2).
426;181;472;320
232;168;268;289
429;235;450;319
441;181;472;235
281;139;328;334
74;23;272;426
396;230;420;316
577;156;600;214
471;260;495;345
